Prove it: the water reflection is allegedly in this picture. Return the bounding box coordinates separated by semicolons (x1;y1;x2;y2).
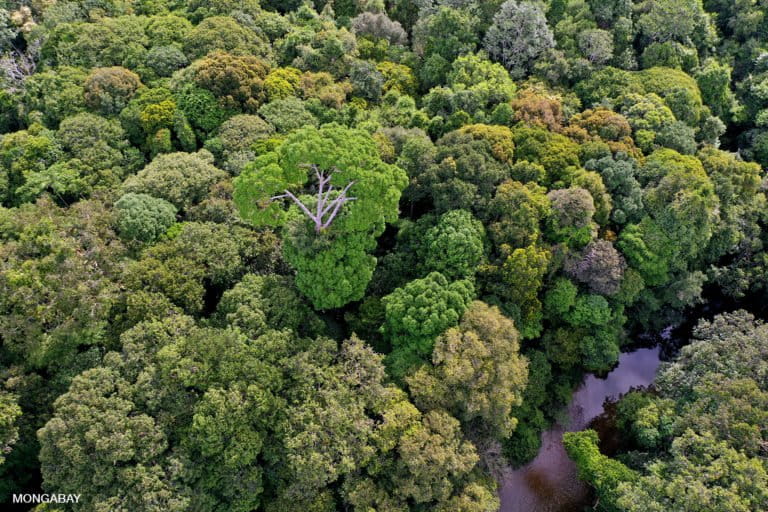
498;347;661;512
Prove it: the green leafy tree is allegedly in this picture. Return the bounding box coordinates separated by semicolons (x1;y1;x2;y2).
275;7;358;77
484;0;554;79
618;92;676;151
258;97;318;133
0;8;18;49
569;107;634;146
407;301;528;439
487;179;551;248
114;192;177;244
382;271;474;372
511;125;581;185
698;147;765;295
205;114;274;174
636;0;716;51
564;429;639;512
0;392;21;466
343;406;495;509
42;16;149;69
0;124;62;206
47;112;143;198
263;67;302;101
216;273;324;338
585;154;644;225
565;293;614;327
615;430;768;512
421;53;517;121
614;390;674;450
180;51;271;113
422;209;486;280
641;149;719;262
655;120;697;154
184;0;263;21
233;124;407;309
173;84;231;136
0;199;124;369
284;229;380;311
543;277;579;319
640;41;699;71
412;6;479;88
349;59;385;102
545;187;597;247
122;150;226;212
145;14;192;47
377;61;417;96
22;66;87;127
482;244;551;339
38;365;185;512
144;45;189;78
548;306;622;370
83;66;143;116
696;59;738;122
182;16;271;60
420;125;514;216
618;216;676;287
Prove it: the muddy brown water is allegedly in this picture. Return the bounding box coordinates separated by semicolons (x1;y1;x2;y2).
498;347;662;512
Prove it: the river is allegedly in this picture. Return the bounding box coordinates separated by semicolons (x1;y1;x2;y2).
498;347;662;512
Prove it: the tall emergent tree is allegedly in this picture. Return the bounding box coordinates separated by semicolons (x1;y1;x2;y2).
234;124;407;309
484;0;554;79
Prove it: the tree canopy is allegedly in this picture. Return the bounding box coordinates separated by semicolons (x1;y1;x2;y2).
1;1;767;511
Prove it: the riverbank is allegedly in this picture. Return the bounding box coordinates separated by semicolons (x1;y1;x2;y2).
498;347;662;512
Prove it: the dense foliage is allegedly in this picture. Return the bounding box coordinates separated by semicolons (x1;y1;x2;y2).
565;311;768;511
0;1;767;511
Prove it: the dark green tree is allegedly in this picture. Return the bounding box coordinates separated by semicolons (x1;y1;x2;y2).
114;192;177;244
422;209;486;280
382;271;474;375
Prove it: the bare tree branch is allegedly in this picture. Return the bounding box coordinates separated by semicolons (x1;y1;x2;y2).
271;190;317;222
320;180;357;230
270;167;357;232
